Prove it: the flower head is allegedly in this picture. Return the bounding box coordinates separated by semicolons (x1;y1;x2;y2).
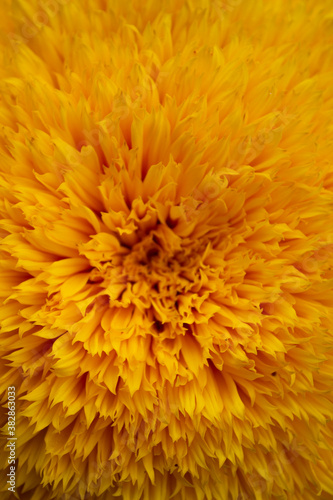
1;0;333;499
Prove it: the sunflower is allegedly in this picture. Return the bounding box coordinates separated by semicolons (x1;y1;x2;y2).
1;0;333;499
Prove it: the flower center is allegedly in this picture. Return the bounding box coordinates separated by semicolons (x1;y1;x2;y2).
84;223;212;328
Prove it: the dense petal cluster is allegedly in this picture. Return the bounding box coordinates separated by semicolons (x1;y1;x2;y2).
1;0;333;499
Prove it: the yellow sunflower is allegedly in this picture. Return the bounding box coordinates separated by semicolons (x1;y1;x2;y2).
1;0;333;499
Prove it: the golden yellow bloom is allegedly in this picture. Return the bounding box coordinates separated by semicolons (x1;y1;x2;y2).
1;0;333;499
